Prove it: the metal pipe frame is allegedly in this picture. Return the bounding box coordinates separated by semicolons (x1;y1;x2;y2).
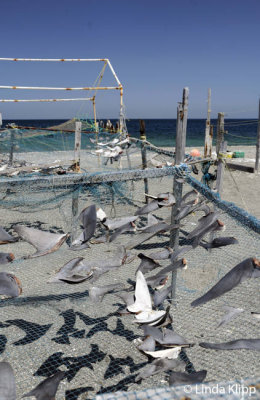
0;58;125;125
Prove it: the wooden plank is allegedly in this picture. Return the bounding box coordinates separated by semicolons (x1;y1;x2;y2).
225;162;254;173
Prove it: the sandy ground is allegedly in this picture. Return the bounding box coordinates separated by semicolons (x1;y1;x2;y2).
185;145;260;219
0;144;259;399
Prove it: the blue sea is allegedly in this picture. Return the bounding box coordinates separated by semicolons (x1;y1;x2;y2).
1;118;258;152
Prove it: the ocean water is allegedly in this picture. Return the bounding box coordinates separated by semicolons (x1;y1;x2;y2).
1;118;258;152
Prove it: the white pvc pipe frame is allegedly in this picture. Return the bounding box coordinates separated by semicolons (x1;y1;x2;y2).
0;58;122;103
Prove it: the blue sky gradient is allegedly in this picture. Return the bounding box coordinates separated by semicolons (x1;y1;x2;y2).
0;0;259;119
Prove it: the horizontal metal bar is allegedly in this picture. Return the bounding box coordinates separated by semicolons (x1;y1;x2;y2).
0;58;108;62
0;86;120;91
0;98;93;103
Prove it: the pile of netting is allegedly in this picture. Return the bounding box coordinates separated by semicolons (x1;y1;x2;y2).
0;117;134;178
0;154;259;399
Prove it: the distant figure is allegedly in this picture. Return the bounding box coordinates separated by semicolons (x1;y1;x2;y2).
99;120;104;129
115;122;120;132
106;120;112;130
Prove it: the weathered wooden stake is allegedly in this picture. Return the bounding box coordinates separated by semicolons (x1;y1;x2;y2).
74;121;82;171
8;129;15;166
71;187;79;243
255;99;260;171
139;119;149;203
216;140;227;195
93;98;100;167
216;112;225;156
170;87;189;304
71;121;82;243
215;113;226;195
204;88;213;157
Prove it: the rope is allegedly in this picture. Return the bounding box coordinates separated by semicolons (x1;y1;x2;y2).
129;137;175;157
211;120;258;128
225;132;256;140
223;159;249;212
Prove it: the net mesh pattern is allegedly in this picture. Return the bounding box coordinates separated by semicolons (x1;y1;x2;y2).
0;148;259;399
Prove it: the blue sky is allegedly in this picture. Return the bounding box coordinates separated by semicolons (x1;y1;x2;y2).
0;0;259;119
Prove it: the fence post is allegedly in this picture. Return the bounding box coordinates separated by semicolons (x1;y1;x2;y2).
71;121;82;243
74;121;82;172
255;99;260;171
139;119;149;203
216;140;227;195
170;87;189;303
204;88;213;157
8;128;15;166
216;112;224;156
215;113;226;195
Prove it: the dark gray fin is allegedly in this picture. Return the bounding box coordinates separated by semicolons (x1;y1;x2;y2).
153;286;172;307
217;306;244;328
0;272;22;297
0;252;15;264
199;339;260;351
191;258;256;307
0;361;16;400
135;200;159;216
136;253;161;274
89;283;124;303
169;370;207;385
79;204;97;242
137;336;156;352
0;226;17;244
148;247;173;260
22;371;65;399
14;225;68;258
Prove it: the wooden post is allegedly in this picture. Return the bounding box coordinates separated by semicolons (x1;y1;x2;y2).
71;187;79;244
93;98;100;167
216;112;225;156
170;87;189;303
71;121;82;243
74;121;82;172
255;99;260;171
215;113;226;195
8;129;15;166
216;140;227;195
204;88;213;157
139;120;149;203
